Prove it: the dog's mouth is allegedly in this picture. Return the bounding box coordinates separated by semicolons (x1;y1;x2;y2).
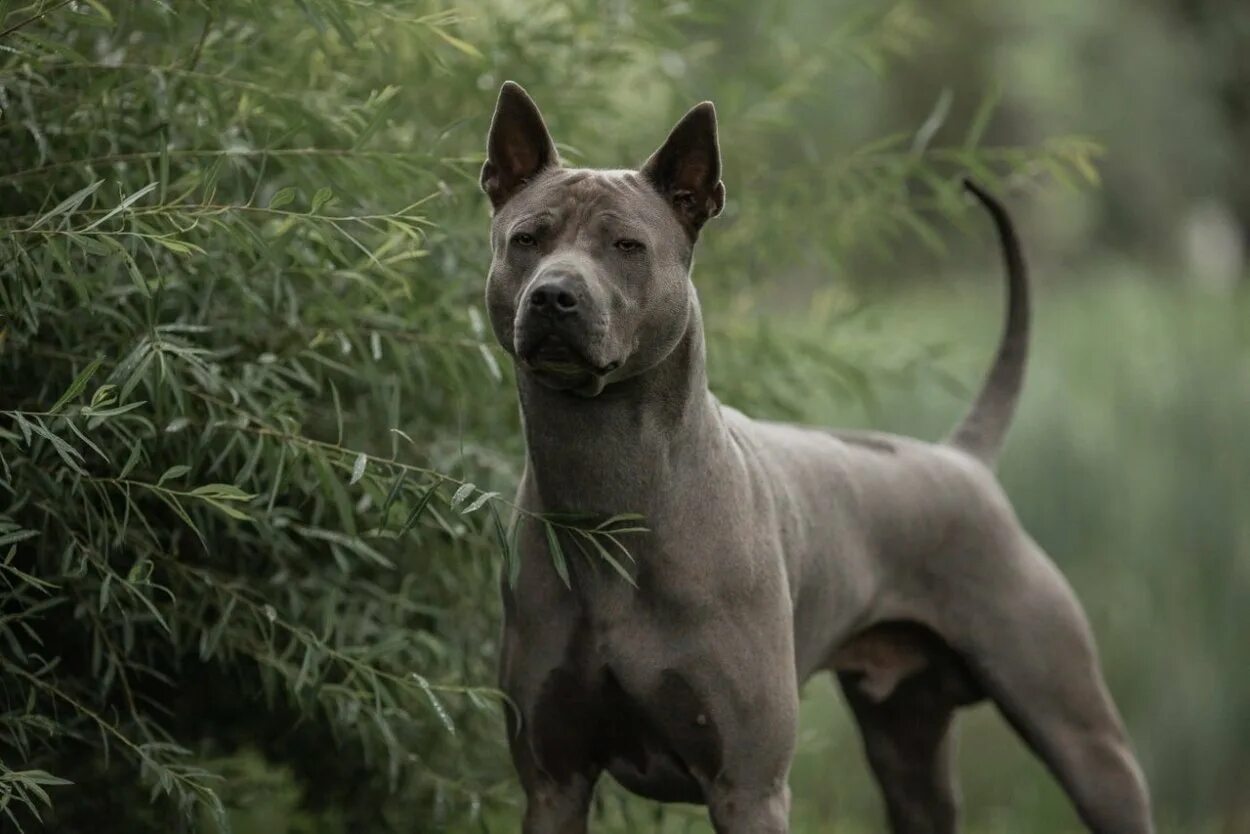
520;335;620;394
528;336;583;371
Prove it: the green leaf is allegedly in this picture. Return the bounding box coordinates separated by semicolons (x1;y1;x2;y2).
89;384;117;409
911;87;952;156
544;523;570;589
84;399;147;420
31;180;102;229
429;26;483;59
601;533;640;567
268;187;296;209
25;418;86;474
329;379;344;444
311;187;334;213
411;674;456;735
594;512;647;531
0;529;39;548
156;493;206;551
313;454;356;535
449;482;475;510
82;182;158;230
349;453;367;486
490;504;520;588
189;483;254;501
8;769;73;788
99;236;150;297
380;468;409;524
580;531;637;588
478;344;503;383
964;81;1003;150
295;526;392;568
11;411;33;444
151;235;203;255
118;441;144;479
127;557;153;583
158;464;191;485
165;416;191;434
460;490;498;515
399;483;439;537
49;358;102;414
202;498;251;521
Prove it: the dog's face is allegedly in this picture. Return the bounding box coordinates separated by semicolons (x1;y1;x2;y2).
480;82;725;397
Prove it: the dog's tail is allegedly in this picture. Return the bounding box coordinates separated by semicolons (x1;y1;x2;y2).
945;179;1029;468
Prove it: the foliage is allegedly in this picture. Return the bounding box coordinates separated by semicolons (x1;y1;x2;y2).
0;1;1133;833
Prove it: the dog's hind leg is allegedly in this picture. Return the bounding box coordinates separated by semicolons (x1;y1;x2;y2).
951;538;1154;834
837;664;965;834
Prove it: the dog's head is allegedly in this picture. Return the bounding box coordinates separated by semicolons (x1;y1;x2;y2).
480;82;725;397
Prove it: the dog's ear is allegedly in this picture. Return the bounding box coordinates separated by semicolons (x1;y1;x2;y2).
641;101;726;237
481;81;559;211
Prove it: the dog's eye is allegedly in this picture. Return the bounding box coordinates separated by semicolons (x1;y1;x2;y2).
614;238;644;253
511;232;537;248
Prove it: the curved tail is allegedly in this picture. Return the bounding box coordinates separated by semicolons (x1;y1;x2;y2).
946;179;1030;467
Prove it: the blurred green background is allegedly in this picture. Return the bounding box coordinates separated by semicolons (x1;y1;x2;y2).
0;1;1246;832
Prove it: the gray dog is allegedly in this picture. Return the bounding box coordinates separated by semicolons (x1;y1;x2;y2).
480;81;1153;834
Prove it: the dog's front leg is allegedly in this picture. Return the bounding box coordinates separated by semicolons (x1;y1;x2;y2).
519;775;596;834
643;623;799;834
705;780;793;834
504;695;599;834
701;684;797;834
502;662;602;834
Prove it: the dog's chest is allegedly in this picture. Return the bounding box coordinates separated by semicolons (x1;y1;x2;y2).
528;657;717;804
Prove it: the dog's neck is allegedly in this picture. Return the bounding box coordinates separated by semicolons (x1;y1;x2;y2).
515;301;723;516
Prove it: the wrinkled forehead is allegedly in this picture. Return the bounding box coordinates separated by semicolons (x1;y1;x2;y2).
493;168;679;236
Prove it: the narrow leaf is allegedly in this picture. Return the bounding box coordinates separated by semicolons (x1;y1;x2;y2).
82;182;158;230
31;180;102;229
580;531;637;588
449;482;475;509
349;453;367;486
429;26;483;59
398;483;439;537
461;490;499;515
544;523;570;589
158;464;190;485
380;469;409;525
49;358;102;414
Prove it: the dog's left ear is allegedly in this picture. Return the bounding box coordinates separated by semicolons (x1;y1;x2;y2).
481;81;559;211
641;102;726;237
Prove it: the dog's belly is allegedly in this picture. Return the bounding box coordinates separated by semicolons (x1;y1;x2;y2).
832;620;984;705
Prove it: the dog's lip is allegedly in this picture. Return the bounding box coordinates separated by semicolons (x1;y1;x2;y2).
522;336;620;377
532;336;577;364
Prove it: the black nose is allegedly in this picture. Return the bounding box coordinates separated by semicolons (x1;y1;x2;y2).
528;274;580;316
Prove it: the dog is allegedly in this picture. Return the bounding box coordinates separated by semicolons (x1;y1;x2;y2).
479;81;1153;834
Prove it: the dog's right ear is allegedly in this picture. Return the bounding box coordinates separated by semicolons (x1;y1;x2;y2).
481;81;559;211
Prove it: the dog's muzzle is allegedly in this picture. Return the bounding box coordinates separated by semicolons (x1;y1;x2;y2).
514;271;619;394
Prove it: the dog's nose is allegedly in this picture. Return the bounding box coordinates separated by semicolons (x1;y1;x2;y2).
527;273;580;317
